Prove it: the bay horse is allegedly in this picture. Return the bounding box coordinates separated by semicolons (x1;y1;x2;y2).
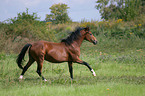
16;27;97;81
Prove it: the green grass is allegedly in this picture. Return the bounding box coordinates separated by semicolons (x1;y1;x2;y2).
0;83;144;96
0;36;145;96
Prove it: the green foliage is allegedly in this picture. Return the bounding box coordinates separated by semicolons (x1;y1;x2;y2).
1;8;145;53
1;17;145;53
9;8;40;24
45;3;72;24
80;19;145;38
3;9;54;41
96;0;143;21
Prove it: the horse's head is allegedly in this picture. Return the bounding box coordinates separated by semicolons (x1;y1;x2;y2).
82;27;97;45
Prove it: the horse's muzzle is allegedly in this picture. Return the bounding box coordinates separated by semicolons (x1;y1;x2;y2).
93;40;97;45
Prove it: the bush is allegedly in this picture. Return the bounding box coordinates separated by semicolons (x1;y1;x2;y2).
9;8;40;24
0;8;145;53
81;19;145;38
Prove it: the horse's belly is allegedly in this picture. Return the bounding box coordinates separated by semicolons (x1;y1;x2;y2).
44;56;64;63
44;51;68;63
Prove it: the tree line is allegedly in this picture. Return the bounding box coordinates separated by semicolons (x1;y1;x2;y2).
45;0;145;23
96;0;145;21
6;0;145;24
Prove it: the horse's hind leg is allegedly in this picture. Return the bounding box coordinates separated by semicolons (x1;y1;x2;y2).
36;60;47;81
19;56;35;79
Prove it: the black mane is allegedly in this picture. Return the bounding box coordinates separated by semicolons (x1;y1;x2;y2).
61;27;83;45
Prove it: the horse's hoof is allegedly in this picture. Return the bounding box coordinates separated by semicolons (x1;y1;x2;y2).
44;79;47;82
19;75;23;79
93;73;96;76
91;69;96;76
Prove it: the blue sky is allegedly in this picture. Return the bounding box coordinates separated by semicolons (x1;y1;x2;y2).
0;0;101;22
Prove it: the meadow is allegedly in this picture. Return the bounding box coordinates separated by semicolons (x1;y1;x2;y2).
0;34;145;96
0;11;145;95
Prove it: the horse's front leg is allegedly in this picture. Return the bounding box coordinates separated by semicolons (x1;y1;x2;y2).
68;62;73;80
75;58;96;76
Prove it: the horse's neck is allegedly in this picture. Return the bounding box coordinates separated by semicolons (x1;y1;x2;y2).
72;36;85;47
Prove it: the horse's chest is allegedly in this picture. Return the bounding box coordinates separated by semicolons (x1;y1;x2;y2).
68;48;80;57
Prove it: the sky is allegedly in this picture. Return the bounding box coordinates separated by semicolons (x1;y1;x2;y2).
0;0;101;22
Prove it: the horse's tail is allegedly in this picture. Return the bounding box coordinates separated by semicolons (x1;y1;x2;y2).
16;44;32;69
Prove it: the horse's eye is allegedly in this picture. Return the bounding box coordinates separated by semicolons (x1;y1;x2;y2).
90;33;92;35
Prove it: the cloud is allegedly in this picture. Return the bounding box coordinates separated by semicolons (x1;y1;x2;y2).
72;0;86;4
48;0;88;5
3;0;41;7
52;0;68;3
19;0;41;7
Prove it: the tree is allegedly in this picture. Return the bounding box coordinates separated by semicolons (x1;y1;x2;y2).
96;0;143;21
45;3;71;24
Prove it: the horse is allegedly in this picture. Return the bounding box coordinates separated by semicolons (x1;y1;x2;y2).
16;27;97;81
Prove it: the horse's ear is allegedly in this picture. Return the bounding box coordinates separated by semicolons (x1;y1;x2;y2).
84;27;90;31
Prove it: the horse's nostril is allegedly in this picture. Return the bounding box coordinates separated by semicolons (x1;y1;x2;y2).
93;40;97;45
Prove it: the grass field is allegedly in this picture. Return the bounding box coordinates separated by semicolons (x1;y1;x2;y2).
0;36;145;96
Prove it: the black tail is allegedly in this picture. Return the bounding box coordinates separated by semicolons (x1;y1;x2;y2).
16;44;32;69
